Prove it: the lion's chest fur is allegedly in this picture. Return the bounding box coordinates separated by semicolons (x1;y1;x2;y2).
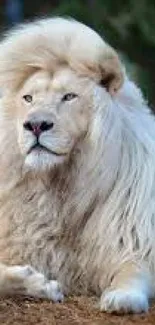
0;175;98;294
0;168;120;295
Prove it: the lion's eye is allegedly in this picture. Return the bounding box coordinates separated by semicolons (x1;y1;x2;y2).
62;93;78;102
23;94;33;103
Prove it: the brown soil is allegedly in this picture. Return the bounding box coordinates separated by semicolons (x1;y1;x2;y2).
0;296;154;325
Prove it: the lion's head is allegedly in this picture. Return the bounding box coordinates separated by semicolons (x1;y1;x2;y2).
15;68;97;170
0;17;124;173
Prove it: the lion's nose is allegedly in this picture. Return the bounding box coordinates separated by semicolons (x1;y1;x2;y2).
23;120;54;137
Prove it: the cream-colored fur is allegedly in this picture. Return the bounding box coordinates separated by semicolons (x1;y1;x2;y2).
0;17;154;314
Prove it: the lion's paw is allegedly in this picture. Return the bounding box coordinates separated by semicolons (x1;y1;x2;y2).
24;268;64;302
45;280;64;302
100;288;148;314
8;264;64;302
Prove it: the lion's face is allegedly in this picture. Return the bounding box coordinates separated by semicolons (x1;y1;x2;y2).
15;68;93;171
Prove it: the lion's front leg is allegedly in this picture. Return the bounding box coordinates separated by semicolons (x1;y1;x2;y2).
100;262;151;314
0;263;64;302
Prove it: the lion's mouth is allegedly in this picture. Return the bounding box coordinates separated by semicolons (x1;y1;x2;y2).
27;143;67;157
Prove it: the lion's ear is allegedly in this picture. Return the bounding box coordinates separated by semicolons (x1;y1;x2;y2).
99;50;124;95
70;41;125;96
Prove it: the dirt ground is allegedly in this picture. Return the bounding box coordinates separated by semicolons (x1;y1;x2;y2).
0;296;155;325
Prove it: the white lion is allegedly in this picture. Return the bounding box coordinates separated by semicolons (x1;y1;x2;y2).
0;17;154;314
